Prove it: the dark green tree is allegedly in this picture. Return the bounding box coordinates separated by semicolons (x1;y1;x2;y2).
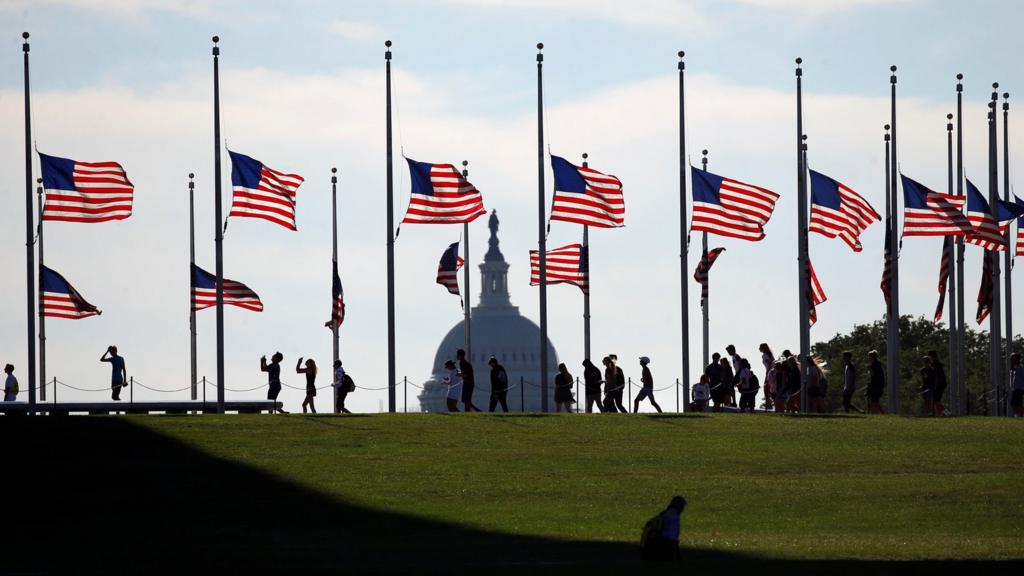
811;315;1019;415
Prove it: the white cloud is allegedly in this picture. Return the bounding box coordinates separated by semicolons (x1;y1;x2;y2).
735;0;922;16
445;0;704;29
328;18;381;42
0;0;213;18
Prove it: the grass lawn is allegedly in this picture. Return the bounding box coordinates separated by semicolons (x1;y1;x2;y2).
7;413;1024;574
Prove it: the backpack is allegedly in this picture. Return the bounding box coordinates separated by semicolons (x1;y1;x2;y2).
640;511;665;548
747;372;759;393
342;373;355;393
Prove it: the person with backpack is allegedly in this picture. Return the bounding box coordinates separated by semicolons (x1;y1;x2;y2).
928;350;947;417
443;359;462;412
633;356;663;413
737;358;759;412
691;375;710;411
866;350;886;414
100;345;127;401
333;360;352;414
3;364;17;402
488;356;509;413
641;495;687;562
554;363;575;413
261;352;288;414
296;357;318;414
582;359;604;413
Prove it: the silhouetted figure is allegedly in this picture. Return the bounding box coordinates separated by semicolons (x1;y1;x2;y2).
772;360;788;413
737;358;759;412
610;354;628;413
296;357;318;414
759;343;775;409
456;349;481;412
333;360;352;414
706;352;724;412
719;357;735;408
806;356;827;413
582;359;604;413
100;346;126;401
919;355;936;417
866;350;886;414
691;375;709;411
641;495;687;562
443;360;461;412
488;356;509;413
602;356;623;413
785;354;802;413
261;352;287;414
633;357;662;413
3;364;17;402
554;363;575;413
841;351;863;413
928;350;947;417
1011;353;1024;417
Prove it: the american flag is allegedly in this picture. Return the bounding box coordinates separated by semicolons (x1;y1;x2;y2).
693;246;725;305
549;155;625;228
880;224;893;314
40;266;101;319
977;252;994;324
228;151;304;231
325;261;345;329
934;237;952;323
965;179;1007;251
530;243;589;294
807;259;827;326
436;242;464;296
191;264;263;312
691;166;779;241
1016;195;1024;258
402;159;486;224
808;169;880;252
39;153;133;223
901;174;971;237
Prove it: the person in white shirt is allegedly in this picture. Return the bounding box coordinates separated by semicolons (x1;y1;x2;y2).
691;374;710;412
332;360;351;414
443;360;462;412
3;364;17;402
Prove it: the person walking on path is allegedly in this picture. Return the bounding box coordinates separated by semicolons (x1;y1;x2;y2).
641;495;687;562
841;351;863;414
488;356;509;413
633;357;663;413
706;352;724;412
610;354;628;413
333;360;352;414
554;363;575;413
261;352;288;414
726;346;741;407
1010;353;1024;417
759;343;775;410
866;350;886;414
927;350;947;417
456;349;481;412
443;359;462;412
100;346;127;401
691;375;710;412
737;358;759;413
3;364;17;402
582;359;604;413
296;357;318;414
602;356;624;413
919;355;936;417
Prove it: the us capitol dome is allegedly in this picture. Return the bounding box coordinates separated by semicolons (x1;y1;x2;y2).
418;210;559;412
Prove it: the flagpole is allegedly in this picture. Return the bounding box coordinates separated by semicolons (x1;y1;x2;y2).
537;42;549;412
461;160;472;359
956;74;967;416
212;36;225;414
385;40;397;413
946;115;957;414
884;123;894;413
889;65;901;415
189;173;197;401
701;150;709;371
678;50;690;412
36;179;46;403
23;32;37;413
796;58;811;414
331;166;340;414
988;85;1002;416
1003;91;1012;417
581;153;592;363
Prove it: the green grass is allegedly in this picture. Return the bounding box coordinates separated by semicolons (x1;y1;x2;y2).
9;413;1024;573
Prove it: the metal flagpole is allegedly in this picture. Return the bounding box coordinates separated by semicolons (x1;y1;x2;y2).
581;153;591;363
23;32;37;413
36;179;45;402
678;50;690;412
385;40;396;413
988;85;1002;416
189;173;197;401
461;161;472;359
884;124;894;413
956;75;967;416
701;150;709;371
212;36;226;413
537;42;549;412
946;116;957;415
796;58;811;414
1003;92;1012;417
889;65;901;415
331;167;340;413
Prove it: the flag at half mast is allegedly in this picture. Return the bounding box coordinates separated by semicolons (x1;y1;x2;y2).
690;166;779;241
39;152;133;223
964;179;1024;251
1015;195;1024;257
693;246;725;305
549;155;624;228
530;243;589;293
808;259;827;326
191;264;263;312
40;266;101;319
402;159;486;224
901;174;970;237
228;151;304;230
934;237;952;323
436;242;464;296
325;261;345;329
808;169;879;252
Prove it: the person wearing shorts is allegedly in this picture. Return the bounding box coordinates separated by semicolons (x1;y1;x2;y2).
633;357;662;413
100;346;127;401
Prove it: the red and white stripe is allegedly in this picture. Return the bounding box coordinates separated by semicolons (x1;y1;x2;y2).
966;210;1009;251
529;244;588;293
230;165;304;230
809;183;879;252
903;194;970;237
551;166;625;228
193;280;263;312
934;238;952;323
403;164;486;224
43;161;133;223
41;292;100;319
692;179;779;242
436;256;464;296
808;260;826;326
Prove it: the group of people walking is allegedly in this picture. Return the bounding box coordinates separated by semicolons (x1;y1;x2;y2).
259;351;354;414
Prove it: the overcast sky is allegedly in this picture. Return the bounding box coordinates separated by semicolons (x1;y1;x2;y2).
2;0;1023;413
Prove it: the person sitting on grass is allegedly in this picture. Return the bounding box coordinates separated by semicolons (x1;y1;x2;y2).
443;360;462;413
641;495;687;561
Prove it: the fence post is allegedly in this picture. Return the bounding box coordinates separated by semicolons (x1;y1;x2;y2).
628;377;632;407
521;376;525;412
202;376;206;406
575;377;579;413
129;376;134;407
404;376;408;413
53;377;57;405
676;378;680;413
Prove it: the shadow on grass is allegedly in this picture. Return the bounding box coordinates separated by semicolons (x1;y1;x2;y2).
7;417;1015;575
